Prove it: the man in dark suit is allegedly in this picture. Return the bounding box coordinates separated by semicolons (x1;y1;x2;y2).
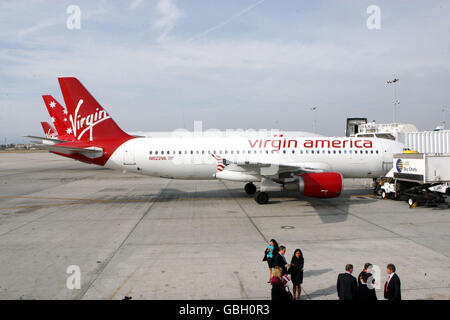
273;245;289;275
336;264;357;300
355;272;377;300
384;264;401;300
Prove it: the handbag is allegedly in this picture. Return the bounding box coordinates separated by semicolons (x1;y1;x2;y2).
282;274;290;285
262;249;268;262
284;285;293;301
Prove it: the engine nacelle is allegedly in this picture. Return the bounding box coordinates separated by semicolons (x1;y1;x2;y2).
284;172;343;198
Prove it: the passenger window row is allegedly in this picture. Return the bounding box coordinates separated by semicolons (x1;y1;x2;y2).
149;149;380;155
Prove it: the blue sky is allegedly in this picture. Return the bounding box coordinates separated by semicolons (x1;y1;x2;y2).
1;0;449;143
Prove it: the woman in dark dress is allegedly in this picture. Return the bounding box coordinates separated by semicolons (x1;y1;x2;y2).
289;248;304;300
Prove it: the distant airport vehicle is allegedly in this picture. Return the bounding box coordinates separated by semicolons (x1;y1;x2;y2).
380;152;450;207
28;77;405;204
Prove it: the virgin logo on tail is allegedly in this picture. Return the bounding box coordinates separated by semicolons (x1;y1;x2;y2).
46;129;57;139
69;99;111;141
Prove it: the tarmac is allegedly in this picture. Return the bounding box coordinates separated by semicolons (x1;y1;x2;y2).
0;152;449;300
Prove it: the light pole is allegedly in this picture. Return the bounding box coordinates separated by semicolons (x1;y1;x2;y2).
311;106;317;133
442;107;448;129
387;76;400;123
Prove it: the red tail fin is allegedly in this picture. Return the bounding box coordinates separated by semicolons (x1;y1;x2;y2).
42;95;72;137
41;121;57;139
58;77;130;142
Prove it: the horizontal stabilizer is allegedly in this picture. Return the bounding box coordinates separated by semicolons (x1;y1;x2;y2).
24;135;68;144
38;144;103;159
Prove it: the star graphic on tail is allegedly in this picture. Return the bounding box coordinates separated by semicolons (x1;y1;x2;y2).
49;101;56;108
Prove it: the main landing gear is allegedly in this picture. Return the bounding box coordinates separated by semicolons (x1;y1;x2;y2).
244;182;269;204
254;191;269;205
244;182;257;195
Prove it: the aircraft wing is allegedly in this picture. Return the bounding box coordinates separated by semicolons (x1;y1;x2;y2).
211;154;331;179
231;160;331;175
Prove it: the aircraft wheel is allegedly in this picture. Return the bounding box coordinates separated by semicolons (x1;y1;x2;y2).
381;191;387;199
244;182;257;195
255;191;269;205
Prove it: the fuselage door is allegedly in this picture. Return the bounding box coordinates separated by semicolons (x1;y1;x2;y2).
123;141;136;165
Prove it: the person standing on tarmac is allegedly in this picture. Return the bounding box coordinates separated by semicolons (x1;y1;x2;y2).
384;264;401;300
263;239;279;283
289;248;304;300
273;245;290;275
336;264;357;300
355;272;377;300
270;266;286;300
358;263;373;286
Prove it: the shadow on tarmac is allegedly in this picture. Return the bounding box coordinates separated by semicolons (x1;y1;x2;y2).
153;186;378;224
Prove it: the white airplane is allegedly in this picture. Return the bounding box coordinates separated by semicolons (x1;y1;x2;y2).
30;77;405;204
